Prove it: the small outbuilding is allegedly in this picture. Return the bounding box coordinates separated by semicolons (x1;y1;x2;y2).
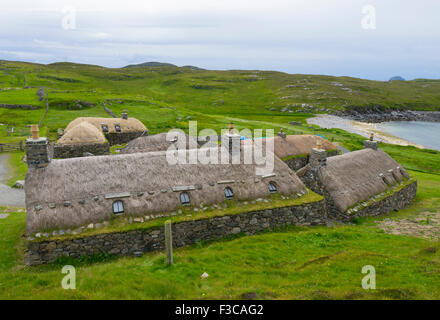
54;114;148;158
297;142;417;221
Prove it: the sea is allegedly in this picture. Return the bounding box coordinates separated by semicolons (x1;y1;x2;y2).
376;121;440;151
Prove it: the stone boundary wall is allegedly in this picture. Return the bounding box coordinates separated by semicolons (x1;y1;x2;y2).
54;143;110;159
25;199;326;265
0;103;39;110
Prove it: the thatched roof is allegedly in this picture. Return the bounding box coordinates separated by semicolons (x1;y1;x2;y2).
25;145;307;234
121;132;199;154
57;122;107;145
64;117;147;134
242;135;337;159
317;148;410;213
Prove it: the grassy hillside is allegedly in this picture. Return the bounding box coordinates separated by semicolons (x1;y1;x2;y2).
0;60;439;300
1;60;439;142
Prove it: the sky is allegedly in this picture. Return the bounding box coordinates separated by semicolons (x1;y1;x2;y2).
0;0;439;80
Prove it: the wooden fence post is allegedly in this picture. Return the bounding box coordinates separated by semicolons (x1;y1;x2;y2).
164;220;173;265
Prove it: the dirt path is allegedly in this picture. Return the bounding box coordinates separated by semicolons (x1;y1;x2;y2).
378;211;440;240
0;154;25;207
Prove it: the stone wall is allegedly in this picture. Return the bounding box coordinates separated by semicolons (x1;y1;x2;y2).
284;157;309;171
283;150;338;171
54;143;110;159
0;103;39;110
25;199;326;265
25;138;52;169
105;132;145;145
336;180;417;222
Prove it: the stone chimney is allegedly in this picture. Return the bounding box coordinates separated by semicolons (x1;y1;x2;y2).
277;128;287;139
121;110;128;120
26;125;51;169
309;139;327;169
224;122;241;155
364;133;378;150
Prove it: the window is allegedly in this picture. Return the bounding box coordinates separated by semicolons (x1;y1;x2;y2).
115;124;121;133
180;192;191;205
101;124;109;133
224;187;234;200
269;182;277;194
113;200;124;214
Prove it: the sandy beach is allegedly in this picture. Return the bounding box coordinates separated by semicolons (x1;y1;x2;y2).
307;114;425;149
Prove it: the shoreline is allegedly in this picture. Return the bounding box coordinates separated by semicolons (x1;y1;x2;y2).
307;114;426;149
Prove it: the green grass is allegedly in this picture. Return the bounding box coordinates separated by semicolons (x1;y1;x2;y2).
5;152;27;187
0;171;438;300
0;59;440;299
1;60;440;141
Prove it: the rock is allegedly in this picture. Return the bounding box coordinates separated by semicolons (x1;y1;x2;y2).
0;214;9;219
13;180;25;189
134;217;144;223
200;272;209;279
87;224;94;229
232;227;241;234
133;251;143;257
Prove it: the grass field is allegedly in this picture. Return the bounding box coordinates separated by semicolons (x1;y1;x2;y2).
0;60;439;300
0;171;439;300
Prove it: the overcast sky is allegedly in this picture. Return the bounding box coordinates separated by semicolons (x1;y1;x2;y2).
1;0;439;80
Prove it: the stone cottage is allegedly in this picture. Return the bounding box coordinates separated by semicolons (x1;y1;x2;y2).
297;140;417;222
25;129;312;235
54;113;148;158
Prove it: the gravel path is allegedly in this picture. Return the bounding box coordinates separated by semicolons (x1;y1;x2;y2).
0;154;25;207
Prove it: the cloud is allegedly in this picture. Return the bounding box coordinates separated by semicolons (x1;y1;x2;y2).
0;0;438;80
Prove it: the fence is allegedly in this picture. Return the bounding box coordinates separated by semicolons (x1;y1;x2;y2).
0;141;25;152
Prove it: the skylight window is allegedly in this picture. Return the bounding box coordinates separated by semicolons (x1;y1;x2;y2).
101;124;109;133
269;182;277;194
115;124;121;132
180;192;191;205
113;200;124;214
224;187;234;200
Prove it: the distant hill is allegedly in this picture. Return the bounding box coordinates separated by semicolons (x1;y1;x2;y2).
1;59;440;138
123;62;177;68
389;76;406;81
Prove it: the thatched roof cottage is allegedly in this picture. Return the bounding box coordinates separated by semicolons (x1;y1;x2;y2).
297;141;417;221
121;132;199;154
54;114;148;158
25;132;308;235
242;134;338;170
